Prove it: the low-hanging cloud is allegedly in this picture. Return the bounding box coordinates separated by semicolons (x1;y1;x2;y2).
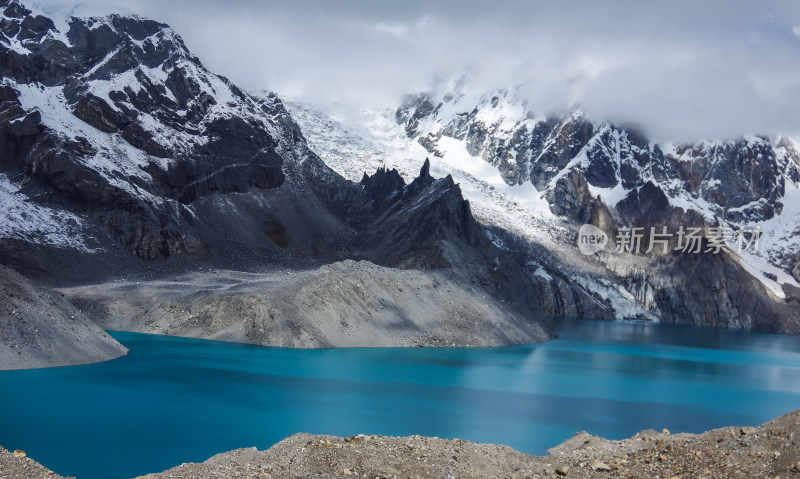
27;0;800;142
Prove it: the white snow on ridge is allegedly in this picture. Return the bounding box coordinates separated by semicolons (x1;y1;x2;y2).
736;178;800;298
735;250;798;299
83;64;203;153
0;31;31;55
759;179;800;257
2;2;71;46
0;174;93;251
12;81;164;201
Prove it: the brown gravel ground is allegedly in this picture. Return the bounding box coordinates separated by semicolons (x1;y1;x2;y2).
2;410;799;479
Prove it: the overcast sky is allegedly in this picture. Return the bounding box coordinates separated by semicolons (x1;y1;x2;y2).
29;0;800;141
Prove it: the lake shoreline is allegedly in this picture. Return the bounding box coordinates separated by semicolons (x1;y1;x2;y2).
7;254;800;372
3;409;798;479
4;321;799;478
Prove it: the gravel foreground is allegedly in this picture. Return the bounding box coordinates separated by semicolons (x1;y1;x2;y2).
2;410;798;479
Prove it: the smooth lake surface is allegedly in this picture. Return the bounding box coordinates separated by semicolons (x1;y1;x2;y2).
2;319;800;479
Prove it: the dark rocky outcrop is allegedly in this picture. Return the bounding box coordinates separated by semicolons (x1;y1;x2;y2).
356;160;482;268
642;251;800;332
525;264;614;320
546;168;594;223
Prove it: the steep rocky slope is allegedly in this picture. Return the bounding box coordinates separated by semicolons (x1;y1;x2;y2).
0;0;336;267
0;264;126;370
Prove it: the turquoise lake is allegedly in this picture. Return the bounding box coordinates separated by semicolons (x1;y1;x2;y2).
1;319;800;479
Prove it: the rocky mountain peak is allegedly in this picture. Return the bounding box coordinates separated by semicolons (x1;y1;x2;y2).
0;1;320;260
405;157;434;196
419;157;431;179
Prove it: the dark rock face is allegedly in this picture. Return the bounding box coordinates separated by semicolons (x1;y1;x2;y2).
615;181;672;225
357;159;483;269
359;166;406;218
531;114;594;190
648;251;800;332
546;168;594;223
582;127;624;188
668;140;784;214
477;226;616;321
73;94;128;132
525;264;614;321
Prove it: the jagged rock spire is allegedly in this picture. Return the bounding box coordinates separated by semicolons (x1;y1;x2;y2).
419;157;431;181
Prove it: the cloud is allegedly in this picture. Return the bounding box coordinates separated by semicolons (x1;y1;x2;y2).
24;0;800;141
346;15;434;39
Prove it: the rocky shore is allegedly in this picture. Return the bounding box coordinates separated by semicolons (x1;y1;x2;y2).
3;410;798;479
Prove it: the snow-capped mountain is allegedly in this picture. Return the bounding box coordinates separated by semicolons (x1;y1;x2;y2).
0;0;567;350
0;1;302;259
395;85;800;222
287;83;800;332
2;0;799;335
392;84;800;291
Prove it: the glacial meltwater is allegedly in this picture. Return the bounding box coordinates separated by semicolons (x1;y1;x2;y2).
1;319;800;479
